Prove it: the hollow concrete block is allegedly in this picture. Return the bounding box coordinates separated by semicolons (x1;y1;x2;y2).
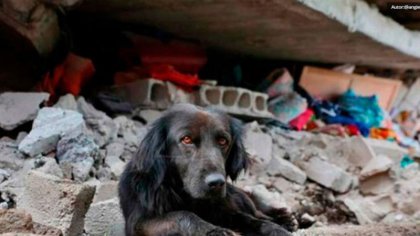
111;78;171;109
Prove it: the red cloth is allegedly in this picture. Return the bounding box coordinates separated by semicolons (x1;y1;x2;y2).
38;53;95;100
148;64;201;88
289;109;314;131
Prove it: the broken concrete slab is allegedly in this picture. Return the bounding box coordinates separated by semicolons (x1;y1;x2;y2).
360;155;393;181
348;136;376;167
298;156;353;193
57;133;99;182
267;155;307;185
364;138;408;161
0;92;49;131
298;0;420;60
0;209;33;234
360;172;394;195
18;171;95;236
84;197;124;236
244;122;273;166
77;97;117;147
18;108;85;157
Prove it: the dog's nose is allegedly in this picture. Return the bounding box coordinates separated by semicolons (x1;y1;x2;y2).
205;173;226;189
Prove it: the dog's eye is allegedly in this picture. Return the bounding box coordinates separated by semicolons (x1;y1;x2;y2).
181;136;193;145
217;137;228;146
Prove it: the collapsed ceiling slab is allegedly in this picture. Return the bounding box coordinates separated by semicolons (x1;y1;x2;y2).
77;0;420;69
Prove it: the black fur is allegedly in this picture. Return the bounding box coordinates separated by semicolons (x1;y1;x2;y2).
119;104;296;236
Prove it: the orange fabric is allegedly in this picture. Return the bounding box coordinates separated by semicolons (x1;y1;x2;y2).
38;53;95;100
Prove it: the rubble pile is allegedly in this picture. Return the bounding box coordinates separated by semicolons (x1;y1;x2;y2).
0;92;419;235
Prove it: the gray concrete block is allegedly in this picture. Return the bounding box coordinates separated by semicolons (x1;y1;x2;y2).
18;108;85;157
197;85;272;117
298;156;353;193
111;78;171;109
84;197;124;236
0;92;49;131
18;171;95;236
267;156;307;185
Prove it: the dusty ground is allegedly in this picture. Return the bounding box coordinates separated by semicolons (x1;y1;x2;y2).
295;223;420;236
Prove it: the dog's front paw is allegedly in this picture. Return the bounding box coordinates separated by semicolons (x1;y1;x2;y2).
267;208;299;232
206;227;240;236
260;222;292;236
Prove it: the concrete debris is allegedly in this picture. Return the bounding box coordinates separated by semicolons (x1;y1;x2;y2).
0;142;25;171
77;97;117;147
53;94;78;111
0;91;419;234
18;108;85;157
92;181;118;203
18;171;95;236
57;133;99;182
0;169;10;184
15;132;28;146
348;136;376;167
267;155;307;185
360;172;394;195
34;157;63;178
243;184;288;212
84;197;124;236
365;138;408;161
343;197;388;225
0;92;49;131
244;122;273;166
32;222;63;236
104;142;125;178
298;156;353;193
0;209;33;234
113;116;143;147
360;155;393;180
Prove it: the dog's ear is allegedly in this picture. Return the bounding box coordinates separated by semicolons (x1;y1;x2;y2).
134;118;168;190
226;117;249;181
121;117;169;228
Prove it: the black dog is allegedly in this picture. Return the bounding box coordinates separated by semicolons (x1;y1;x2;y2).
119;104;296;236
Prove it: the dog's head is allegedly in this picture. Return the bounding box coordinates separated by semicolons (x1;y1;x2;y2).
134;104;248;199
